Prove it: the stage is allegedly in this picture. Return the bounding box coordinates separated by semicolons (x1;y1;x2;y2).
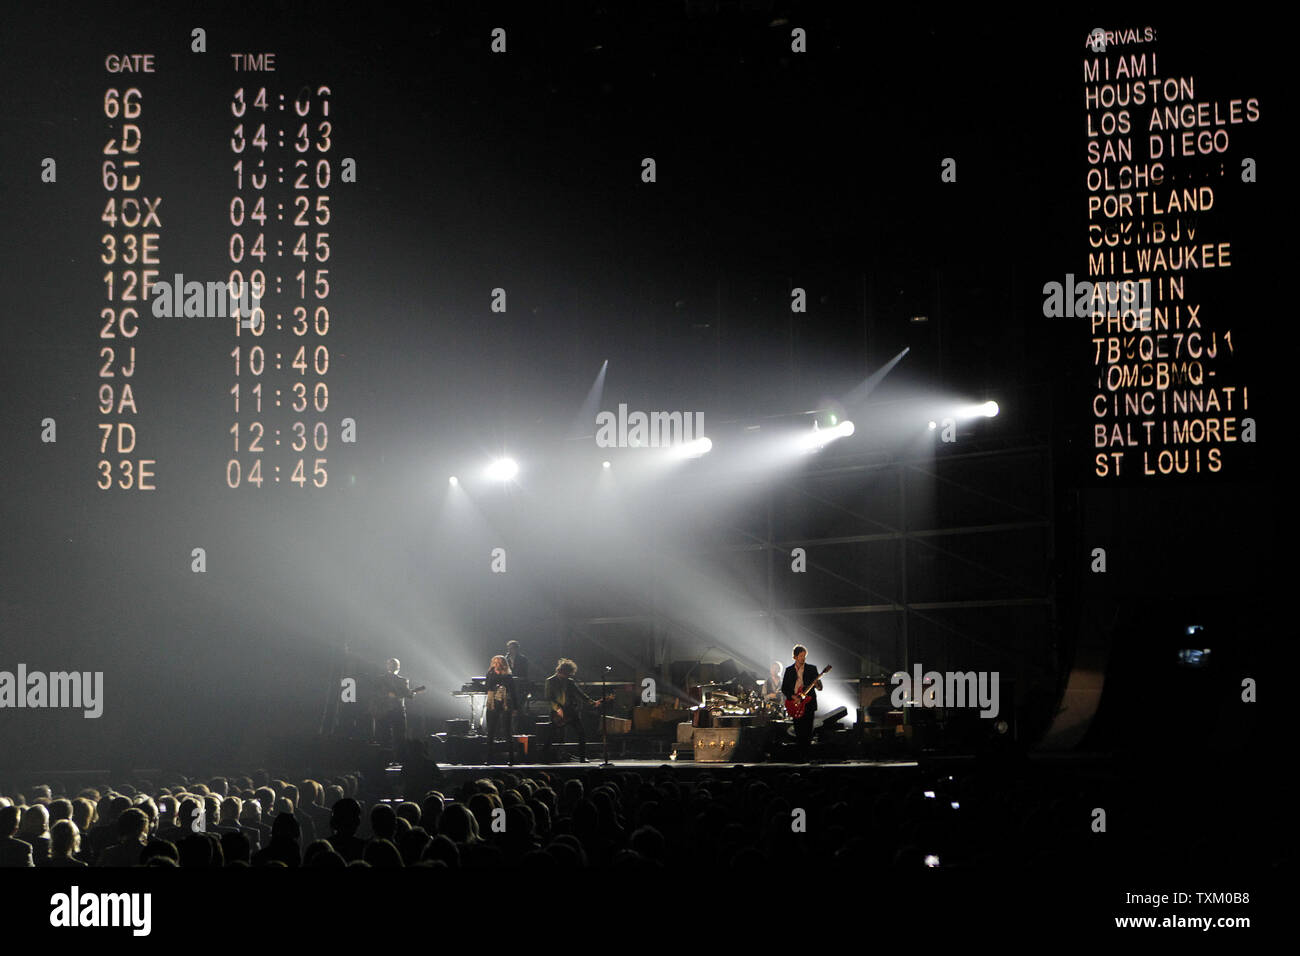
395;756;920;781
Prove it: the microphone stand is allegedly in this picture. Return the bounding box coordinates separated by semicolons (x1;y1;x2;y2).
600;665;613;767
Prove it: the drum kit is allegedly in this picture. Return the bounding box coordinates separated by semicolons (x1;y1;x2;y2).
690;679;786;727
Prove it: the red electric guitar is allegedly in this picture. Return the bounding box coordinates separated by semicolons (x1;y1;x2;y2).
784;665;832;719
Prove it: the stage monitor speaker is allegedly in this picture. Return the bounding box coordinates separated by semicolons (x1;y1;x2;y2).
816;705;848;730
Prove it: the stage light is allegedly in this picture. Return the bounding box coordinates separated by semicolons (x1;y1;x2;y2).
954;400;1000;420
485;457;519;481
448;475;459;487
1177;648;1211;668
602;460;611;469
669;436;712;459
928;420;937;430
802;419;854;450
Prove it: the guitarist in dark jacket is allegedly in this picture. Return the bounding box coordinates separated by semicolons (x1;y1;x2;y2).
544;659;593;763
782;645;824;761
376;658;411;755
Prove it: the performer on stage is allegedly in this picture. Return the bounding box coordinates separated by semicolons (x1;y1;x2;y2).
505;640;529;681
485;654;520;765
781;645;823;760
544;658;593;763
765;660;784;700
376;658;411;756
505;639;531;701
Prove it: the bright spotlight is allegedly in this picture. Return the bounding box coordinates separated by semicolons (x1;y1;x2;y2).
448;475;459;487
927;420;937;430
802;419;855;450
485;457;519;481
954;400;1001;420
669;436;712;459
601;460;611;469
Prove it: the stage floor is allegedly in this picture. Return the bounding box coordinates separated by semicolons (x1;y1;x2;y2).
404;757;920;774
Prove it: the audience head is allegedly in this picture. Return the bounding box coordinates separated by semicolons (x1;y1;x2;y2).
19;804;49;838
270;812;301;843
117;807;149;844
330;798;362;835
50;820;81;858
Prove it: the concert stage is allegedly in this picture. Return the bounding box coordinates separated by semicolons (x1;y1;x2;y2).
429;759;919;771
271;724;971;788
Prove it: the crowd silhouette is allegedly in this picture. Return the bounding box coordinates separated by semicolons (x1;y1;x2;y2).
0;760;1255;871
